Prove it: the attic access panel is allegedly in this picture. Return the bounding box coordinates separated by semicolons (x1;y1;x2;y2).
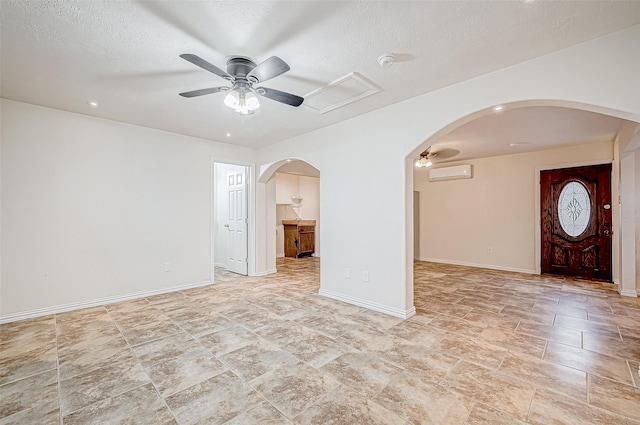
303;72;381;114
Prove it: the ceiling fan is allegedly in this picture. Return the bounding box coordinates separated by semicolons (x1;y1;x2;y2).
415;147;460;167
179;54;304;115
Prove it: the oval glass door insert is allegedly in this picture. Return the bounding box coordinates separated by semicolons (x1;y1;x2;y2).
558;180;591;237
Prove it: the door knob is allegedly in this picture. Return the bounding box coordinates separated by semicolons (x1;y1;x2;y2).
224;224;229;228
604;230;611;236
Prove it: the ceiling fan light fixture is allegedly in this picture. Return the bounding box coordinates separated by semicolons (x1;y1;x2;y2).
415;156;432;168
224;86;260;115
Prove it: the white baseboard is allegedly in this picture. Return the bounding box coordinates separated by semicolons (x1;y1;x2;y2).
253;269;277;277
214;262;226;268
276;253;285;258
318;289;416;320
417;257;536;275
618;288;638;297
0;280;212;324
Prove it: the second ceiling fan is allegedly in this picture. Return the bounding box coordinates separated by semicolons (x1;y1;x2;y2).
179;54;304;115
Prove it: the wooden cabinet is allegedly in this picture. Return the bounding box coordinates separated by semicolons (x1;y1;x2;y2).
283;220;316;258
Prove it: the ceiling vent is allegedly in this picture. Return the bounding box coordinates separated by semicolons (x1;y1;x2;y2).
303;72;381;114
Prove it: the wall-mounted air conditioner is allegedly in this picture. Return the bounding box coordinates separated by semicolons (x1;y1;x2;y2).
428;164;472;182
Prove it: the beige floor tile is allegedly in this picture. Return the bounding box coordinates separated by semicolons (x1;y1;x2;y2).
478;327;547;358
554;314;622;339
500;305;555;325
583;332;640;361
145;347;227;397
251;360;340;418
385;320;447;348
219;339;298;381
282;332;353;368
0;342;57;386
165;307;233;337
0;369;57;418
465;403;529;425
455;296;506;313
589;374;640;421
379;341;460;385
2;258;639;424
225;400;292;424
55;306;110;325
428;314;487;338
295;385;405;425
58;337;132;380
544;340;635;385
320;352;402;398
462;309;520;331
0;316;55;345
0;400;59;425
528;388;633;425
374;372;475;424
434;333;507;369
59;355;150;415
499;351;587;402
440;361;535;421
165;370;262;425
254;319;315;347
132;331;202;367
116;318;183;347
198;323;260;356
515;319;582;347
62;383;175;425
348;309;405;331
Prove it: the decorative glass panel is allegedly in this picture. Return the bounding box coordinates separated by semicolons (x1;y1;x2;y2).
558;181;591;237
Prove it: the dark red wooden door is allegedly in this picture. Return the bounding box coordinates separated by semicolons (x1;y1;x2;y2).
540;164;612;281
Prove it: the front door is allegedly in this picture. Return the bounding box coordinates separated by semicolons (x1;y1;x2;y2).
226;169;248;275
540;164;612;281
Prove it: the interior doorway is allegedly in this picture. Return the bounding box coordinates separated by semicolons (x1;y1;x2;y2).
540;164;613;281
214;162;250;276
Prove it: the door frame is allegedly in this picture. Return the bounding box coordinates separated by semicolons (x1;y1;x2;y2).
211;158;256;280
534;158;617;282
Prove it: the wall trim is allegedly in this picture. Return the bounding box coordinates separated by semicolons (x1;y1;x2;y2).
318;289;416;320
619;288;638;298
253;268;277;277
417;257;537;275
0;280;212;324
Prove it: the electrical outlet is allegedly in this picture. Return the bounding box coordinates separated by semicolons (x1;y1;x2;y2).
164;261;172;272
344;268;351;279
362;271;369;282
487;247;493;254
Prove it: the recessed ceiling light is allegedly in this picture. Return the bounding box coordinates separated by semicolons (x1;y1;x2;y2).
492;105;505;113
225;132;231;137
87;100;99;108
286;159;293;162
509;142;530;147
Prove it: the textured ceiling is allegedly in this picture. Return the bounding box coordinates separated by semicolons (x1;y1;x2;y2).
1;1;640;153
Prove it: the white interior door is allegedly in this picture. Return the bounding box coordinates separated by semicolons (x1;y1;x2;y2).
226;169;248;275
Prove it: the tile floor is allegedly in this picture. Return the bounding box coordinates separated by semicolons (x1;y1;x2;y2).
1;258;640;424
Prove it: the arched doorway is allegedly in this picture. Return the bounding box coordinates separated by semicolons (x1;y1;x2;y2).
257;159;321;278
408;100;639;297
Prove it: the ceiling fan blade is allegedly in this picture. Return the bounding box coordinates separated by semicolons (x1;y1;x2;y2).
179;87;228;98
247;56;290;83
257;87;304;107
179;54;232;80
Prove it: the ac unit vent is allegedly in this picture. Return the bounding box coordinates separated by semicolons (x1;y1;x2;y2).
428;165;472;182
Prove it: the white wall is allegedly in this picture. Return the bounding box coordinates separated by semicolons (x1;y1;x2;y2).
1;100;254;320
414;142;613;273
255;25;640;318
